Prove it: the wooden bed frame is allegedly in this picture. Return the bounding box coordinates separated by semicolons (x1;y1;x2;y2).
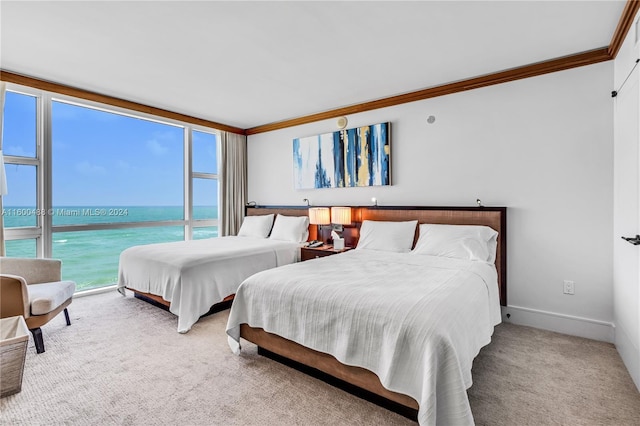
129;290;235;313
240;205;507;418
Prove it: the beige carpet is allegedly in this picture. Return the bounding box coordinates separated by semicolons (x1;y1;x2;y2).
1;291;639;425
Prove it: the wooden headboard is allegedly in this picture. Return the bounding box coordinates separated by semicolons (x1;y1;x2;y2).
244;205;507;306
245;205;310;218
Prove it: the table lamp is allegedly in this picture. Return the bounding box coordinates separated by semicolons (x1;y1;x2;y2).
308;207;330;242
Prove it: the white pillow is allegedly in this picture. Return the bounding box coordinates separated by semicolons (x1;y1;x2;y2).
355;220;418;253
269;214;310;243
412;224;498;262
237;214;275;238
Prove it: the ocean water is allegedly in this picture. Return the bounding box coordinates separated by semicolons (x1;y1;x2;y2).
4;206;218;291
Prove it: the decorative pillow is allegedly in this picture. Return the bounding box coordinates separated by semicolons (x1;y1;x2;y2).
237;214;275;238
355;220;418;253
412;224;498;262
269;214;310;243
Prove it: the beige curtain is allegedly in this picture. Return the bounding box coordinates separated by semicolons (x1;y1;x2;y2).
219;131;247;236
0;81;7;256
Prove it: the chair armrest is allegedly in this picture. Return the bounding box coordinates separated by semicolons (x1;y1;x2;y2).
0;257;62;284
0;274;30;319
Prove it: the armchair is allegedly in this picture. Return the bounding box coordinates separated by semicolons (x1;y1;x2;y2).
0;257;76;354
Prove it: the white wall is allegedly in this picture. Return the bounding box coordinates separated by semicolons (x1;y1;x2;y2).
613;10;640;390
248;62;614;341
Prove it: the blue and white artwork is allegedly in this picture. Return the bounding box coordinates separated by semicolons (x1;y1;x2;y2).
293;122;390;189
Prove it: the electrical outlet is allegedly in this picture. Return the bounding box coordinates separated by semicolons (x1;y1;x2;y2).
563;280;575;295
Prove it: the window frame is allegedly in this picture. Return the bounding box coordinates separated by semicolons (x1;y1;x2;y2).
3;83;221;286
190;129;219;239
3;86;45;256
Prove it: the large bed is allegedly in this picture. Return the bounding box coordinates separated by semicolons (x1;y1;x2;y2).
118;206;310;333
226;206;506;425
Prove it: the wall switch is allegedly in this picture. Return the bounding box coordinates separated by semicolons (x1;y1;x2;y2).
563;280;575;295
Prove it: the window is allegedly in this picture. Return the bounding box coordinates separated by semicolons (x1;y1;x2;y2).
191;130;218;239
3;165;37;228
2;90;41;255
192;129;217;174
5;239;37;258
2;86;220;292
3;91;37;158
52;100;184;224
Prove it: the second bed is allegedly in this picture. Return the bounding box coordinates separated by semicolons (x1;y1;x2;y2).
118;208;309;332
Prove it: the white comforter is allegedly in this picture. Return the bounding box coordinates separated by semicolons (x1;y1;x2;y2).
226;249;501;425
118;236;300;333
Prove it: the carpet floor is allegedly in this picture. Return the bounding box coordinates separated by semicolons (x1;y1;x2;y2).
1;291;639;425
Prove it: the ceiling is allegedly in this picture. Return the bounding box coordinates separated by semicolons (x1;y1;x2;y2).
0;1;627;130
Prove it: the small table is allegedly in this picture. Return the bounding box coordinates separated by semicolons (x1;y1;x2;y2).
300;245;353;261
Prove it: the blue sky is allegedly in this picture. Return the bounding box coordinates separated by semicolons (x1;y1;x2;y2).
3;91;217;207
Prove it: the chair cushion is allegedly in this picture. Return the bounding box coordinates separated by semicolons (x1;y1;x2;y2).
28;281;76;316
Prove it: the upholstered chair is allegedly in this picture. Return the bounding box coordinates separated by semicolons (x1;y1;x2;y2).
0;257;76;354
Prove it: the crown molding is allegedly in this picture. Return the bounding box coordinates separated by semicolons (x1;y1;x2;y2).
608;0;640;58
0;70;246;135
246;1;638;135
245;48;610;135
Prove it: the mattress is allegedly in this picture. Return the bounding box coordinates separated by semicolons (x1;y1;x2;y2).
118;236;300;332
226;249;501;425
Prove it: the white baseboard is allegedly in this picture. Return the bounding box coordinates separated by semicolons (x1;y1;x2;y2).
615;321;640;392
501;305;615;343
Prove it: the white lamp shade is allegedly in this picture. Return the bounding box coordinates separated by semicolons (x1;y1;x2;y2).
331;206;351;225
308;207;330;225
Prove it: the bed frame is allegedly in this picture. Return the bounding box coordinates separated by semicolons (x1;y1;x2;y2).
129;291;235;313
240;205;507;418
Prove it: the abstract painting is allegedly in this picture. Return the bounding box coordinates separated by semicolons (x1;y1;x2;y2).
293;122;390;189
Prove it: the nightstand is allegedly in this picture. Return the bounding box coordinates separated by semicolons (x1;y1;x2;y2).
300;245;353;261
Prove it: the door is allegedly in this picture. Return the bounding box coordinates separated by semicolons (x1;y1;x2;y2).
613;60;640;391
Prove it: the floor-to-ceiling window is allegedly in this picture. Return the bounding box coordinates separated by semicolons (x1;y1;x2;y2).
3;89;39;258
191;129;218;240
2;85;220;292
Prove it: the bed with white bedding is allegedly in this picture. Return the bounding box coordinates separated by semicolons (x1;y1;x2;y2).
118;236;301;332
225;206;506;425
118;208;310;333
